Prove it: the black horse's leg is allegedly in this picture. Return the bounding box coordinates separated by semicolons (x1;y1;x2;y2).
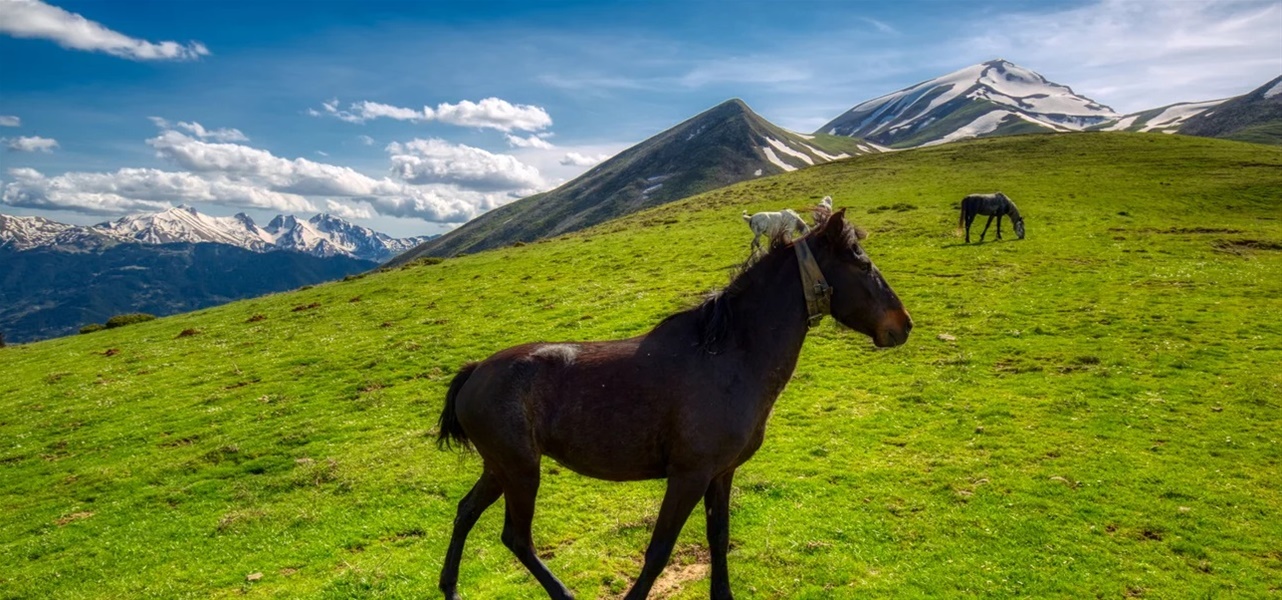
624;472;713;600
979;215;994;242
439;470;504;599
964;212;974;243
996;214;1003;240
705;470;736;600
499;466;574;599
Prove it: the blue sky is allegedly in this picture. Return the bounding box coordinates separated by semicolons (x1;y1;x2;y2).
2;0;1279;237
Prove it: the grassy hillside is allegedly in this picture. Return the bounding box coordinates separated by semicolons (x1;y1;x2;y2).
2;133;1280;599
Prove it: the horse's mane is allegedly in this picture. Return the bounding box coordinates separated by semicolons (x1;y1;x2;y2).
674;206;866;354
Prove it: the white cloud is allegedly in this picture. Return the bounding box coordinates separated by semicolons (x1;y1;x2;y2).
147;117;248;142
312;97;553;132
0;115;19;127
505;133;555;149
431;98;553;132
386;138;547;192
3;135;58;152
176;121;248;142
325;200;373;220
0;0;209;61
559;152;610;167
1;166;310;215
357;135;375;146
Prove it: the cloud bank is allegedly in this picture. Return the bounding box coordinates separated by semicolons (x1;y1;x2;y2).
1;120;549;223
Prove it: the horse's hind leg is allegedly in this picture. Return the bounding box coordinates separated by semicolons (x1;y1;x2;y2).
499;465;574;599
439;470;503;599
624;471;713;600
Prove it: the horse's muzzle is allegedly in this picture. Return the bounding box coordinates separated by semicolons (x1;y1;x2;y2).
874;310;913;348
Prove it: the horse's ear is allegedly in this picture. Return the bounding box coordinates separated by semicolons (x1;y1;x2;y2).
822;208;848;242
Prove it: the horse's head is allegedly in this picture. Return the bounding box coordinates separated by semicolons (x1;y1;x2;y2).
808;209;912;347
1014;218;1026;239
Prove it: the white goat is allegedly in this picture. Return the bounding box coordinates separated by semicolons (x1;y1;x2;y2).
741;208;810;253
820;196;832;209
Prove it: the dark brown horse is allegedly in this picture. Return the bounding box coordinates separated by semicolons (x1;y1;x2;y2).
436;208;912;599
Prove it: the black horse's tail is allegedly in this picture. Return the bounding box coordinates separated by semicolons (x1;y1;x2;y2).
437;362;479;451
958;196;970;229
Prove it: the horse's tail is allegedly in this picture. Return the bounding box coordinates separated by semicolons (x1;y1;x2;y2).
958;197;969;229
437;362;479;451
741;211;752;222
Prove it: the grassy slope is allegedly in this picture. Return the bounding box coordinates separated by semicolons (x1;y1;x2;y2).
2;133;1281;599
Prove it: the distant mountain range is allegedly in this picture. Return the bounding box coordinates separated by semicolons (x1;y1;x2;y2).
0;207;435;343
1;206;434;262
388;98;880;263
0;242;375;343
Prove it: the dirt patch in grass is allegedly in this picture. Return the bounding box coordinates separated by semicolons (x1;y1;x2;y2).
55;511;94;526
649;544;710;599
1214;239;1282;253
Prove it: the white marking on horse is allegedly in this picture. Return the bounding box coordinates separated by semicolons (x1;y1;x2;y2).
532;344;579;364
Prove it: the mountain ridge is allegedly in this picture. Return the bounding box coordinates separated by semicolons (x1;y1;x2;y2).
0;206;434;262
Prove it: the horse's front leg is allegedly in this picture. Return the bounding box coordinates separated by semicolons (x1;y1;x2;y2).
996;215;1003;239
705;470;736;600
624;471;713;600
979;215;994;242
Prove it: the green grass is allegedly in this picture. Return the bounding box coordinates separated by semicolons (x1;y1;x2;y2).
2;133;1281;599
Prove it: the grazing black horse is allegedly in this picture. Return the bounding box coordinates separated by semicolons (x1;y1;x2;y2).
959;192;1025;243
435;208;912;600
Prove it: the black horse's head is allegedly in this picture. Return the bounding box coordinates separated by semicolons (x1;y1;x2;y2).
809;209;912;347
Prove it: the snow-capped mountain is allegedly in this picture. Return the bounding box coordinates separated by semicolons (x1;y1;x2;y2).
820;59;1119;148
0;214;121;252
99;206;275;250
0;206;434;262
0;214;73;250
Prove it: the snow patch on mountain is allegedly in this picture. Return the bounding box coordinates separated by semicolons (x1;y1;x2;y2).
920;111;1009;147
761;147;797;171
1139;99;1227;132
1265;79;1282;99
765;137;815;166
